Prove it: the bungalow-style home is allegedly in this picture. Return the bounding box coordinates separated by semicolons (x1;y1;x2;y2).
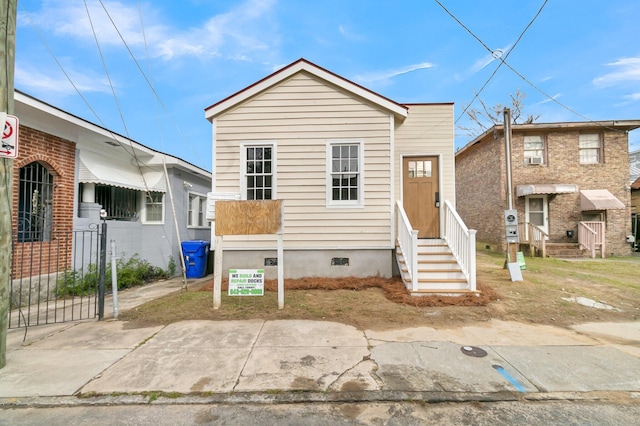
11;91;211;310
205;58;477;295
455;120;640;258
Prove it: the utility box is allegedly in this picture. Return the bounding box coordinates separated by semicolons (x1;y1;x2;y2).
181;240;210;278
504;209;519;243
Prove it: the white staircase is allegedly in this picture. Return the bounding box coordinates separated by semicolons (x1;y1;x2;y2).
396;238;476;296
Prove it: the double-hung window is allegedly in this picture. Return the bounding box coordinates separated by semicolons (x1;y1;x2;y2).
143;191;164;223
579;133;602;164
241;143;275;200
188;193;209;228
523;135;545;165
327;140;364;207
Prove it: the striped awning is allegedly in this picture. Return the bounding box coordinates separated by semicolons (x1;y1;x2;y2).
580;190;625;211
78;150;166;192
516;184;578;197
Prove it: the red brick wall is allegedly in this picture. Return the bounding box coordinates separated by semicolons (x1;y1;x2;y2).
11;126;76;278
456;126;632;256
455;135;507;250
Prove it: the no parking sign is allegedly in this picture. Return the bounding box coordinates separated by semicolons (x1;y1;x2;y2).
1;112;19;159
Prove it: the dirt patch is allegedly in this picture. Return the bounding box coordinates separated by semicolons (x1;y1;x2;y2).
199;276;498;307
119;252;640;331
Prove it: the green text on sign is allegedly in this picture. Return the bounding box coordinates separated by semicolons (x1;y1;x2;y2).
228;269;265;296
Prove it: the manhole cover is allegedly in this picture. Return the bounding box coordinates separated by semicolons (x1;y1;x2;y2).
460;345;487;357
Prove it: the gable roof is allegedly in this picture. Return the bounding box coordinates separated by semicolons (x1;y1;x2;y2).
204;58;409;121
456;120;640;158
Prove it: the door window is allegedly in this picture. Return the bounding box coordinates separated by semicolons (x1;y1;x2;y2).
528;197;544;226
407;160;432;178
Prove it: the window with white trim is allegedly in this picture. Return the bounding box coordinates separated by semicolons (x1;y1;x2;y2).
523;135;545;164
143;191;164;223
327;140;363;207
241;144;275;200
579;133;602;164
188;193;209;228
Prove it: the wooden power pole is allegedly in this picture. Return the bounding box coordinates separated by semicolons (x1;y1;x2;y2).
0;0;18;369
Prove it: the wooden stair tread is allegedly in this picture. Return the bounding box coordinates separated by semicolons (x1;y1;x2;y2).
417;278;467;283
411;289;480;295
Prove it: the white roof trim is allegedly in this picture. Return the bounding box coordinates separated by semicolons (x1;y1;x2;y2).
79;150;166;192
205;59;408;120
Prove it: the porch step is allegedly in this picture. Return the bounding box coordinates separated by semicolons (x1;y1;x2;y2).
546;243;592;259
396;238;471;294
411;289;481;296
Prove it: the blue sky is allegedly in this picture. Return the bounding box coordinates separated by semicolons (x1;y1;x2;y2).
15;0;640;171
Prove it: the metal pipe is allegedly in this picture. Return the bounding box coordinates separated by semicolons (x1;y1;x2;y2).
110;239;119;319
504;108;513;210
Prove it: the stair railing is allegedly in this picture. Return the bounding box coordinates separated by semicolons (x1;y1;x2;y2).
443;200;476;291
396;201;418;291
527;222;548;258
579;221;605;258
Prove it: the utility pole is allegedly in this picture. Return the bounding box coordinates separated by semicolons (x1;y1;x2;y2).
503;107;522;281
0;0;17;369
504;108;514;211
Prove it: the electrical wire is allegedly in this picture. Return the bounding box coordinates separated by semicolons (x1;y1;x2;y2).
435;0;624;133
83;0;151;195
97;0;199;164
138;1;188;289
435;0;547;123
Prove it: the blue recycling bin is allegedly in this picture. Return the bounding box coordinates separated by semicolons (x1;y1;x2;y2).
181;240;210;278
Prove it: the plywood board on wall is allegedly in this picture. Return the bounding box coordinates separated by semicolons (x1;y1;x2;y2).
215;200;283;236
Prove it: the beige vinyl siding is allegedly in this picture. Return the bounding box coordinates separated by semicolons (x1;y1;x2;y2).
394;104;455;207
214;72;393;249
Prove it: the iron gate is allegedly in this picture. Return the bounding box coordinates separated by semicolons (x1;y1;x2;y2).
9;226;106;329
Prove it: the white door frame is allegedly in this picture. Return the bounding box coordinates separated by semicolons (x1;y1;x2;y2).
525;194;549;237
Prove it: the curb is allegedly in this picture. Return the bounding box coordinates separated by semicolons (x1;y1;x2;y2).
2;390;639;408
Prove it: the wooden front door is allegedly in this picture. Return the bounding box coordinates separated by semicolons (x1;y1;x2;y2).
403;156;440;238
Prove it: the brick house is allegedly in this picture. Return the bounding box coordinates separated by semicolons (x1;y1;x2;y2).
455;120;640;257
11;91;212;281
630;149;640;248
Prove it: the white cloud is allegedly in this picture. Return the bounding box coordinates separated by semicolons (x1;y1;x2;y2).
593;56;640;86
15;64;112;96
623;92;640;101
534;93;562;105
455;44;512;81
338;25;365;42
19;0;277;61
354;62;434;84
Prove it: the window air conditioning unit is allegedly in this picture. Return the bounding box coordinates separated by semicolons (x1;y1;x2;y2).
528;156;544;165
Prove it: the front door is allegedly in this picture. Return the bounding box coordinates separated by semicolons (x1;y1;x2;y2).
402;156;440;238
526;195;548;236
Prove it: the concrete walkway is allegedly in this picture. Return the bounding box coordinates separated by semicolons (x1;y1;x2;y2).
2;278;640;406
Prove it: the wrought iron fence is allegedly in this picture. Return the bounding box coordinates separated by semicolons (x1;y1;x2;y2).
9;227;103;328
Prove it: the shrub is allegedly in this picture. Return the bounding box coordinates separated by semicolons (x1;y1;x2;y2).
56;254;172;297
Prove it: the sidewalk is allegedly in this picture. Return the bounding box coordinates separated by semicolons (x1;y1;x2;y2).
1;277;640;406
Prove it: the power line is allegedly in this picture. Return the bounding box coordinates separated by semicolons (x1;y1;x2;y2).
84;0;151;194
435;0;619;132
434;0;548;124
96;0;199;163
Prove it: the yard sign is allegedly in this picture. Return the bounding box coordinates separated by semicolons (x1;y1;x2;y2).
213;200;284;310
228;269;264;296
